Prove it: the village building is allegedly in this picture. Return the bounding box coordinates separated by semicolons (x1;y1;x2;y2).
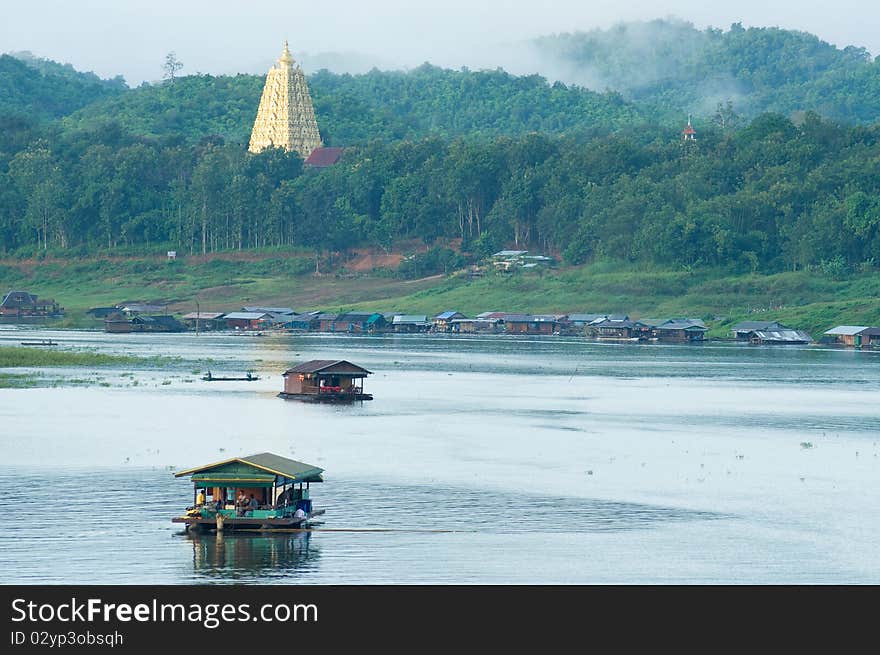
0;290;63;318
326;312;386;333
431;311;467;332
105;314;186;333
303;147;344;168
248;42;323;159
503;314;563;335
86;306;120;319
559;313;607;335
748;329;813;345
286;312;321;331
858;328;880;347
651;318;708;342
730;321;791;340
450;317;504;333
181;311;226;331
823;326;880;347
491;250;528;271
223;312;271;331
592;317;651;340
392;315;431;333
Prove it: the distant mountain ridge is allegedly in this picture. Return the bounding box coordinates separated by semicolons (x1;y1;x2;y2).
4;18;880;137
530;19;880;124
0;53;126;123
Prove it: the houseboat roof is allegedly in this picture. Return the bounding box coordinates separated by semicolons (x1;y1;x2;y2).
224;312;270;320
121;303;166;313
654;319;707;331
434;311;464;320
174;452;324;484
181;311;225;320
283;359;373;376
335;312;383;322
567;313;607;323
242;306;295;314
751;329;812;343
595;318;646;328
732;320;789;331
392;314;429;324
824;325;870;335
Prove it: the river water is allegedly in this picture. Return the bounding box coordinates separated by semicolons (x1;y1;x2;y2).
1;328;878;583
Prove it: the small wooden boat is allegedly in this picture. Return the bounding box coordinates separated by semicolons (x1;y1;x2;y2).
201;371;260;381
20;339;58;346
277;359;373;403
172;453;325;533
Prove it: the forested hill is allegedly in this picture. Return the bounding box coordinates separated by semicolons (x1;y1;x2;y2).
61;65;640;145
0;54;126;122
532;19;880;124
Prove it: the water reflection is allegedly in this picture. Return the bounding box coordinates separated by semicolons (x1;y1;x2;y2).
186;531;319;581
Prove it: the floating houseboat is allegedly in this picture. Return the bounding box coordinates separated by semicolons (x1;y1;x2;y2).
172;452;325;533
278;359;373;402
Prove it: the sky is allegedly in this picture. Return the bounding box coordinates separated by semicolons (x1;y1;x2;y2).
2;1;879;86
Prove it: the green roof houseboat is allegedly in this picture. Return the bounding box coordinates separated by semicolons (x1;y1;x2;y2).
172;452;324;533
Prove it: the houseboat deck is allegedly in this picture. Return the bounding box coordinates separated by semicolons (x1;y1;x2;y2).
278;391;373;402
173;509;325;532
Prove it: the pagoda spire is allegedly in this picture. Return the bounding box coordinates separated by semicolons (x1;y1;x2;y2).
248;41;322;158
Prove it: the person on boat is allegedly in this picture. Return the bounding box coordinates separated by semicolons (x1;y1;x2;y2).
293;507;307;521
248;494;260;511
196;489;206;506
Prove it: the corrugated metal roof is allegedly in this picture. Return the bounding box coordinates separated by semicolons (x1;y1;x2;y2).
224;312;269;320
242;306;295;314
181;311;225;320
568;313;607;322
655;319;707;330
732;320;788;331
283;359;372;375
825;326;870;335
434;311;463;320
175;452;324;483
392;315;428;323
492;250;528;257
751;330;812;342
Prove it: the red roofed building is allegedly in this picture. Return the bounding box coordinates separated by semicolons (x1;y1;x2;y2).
682;116;696;141
304;147;344;168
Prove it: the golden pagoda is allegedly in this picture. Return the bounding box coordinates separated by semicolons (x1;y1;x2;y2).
248;41;323;158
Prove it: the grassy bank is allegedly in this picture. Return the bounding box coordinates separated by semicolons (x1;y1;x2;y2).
2;254;879;337
0;345;177;368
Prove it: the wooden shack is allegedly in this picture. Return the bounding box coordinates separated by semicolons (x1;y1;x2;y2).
0;290;64;318
279;360;373;402
503;314;560;335
652;319;708;342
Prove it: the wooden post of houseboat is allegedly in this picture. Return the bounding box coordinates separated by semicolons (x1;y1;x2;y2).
215;512;224;532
